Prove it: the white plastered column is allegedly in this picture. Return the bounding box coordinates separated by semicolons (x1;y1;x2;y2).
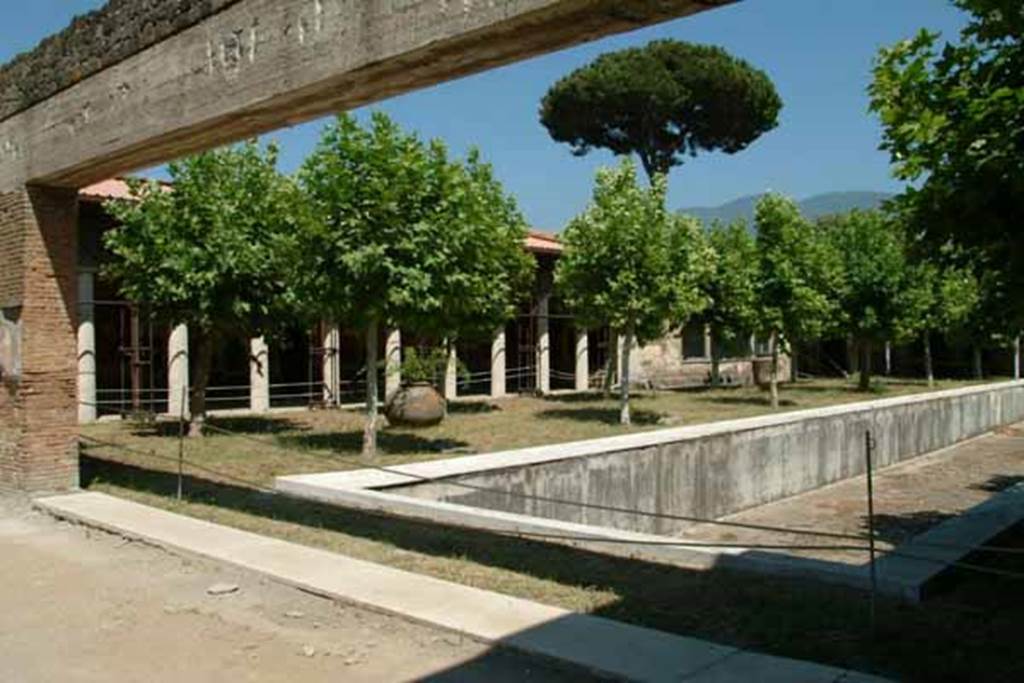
444;343;458;400
536;294;550;394
322;324;340;406
168;324;189;418
575;327;589;392
77;271;97;423
250;336;270;413
385;328;402;400
491;328;507;399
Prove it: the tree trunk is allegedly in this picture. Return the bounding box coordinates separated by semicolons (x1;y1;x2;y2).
858;339;873;391
972;344;983;380
619;324;634;425
603;331;617;397
1015;334;1021;381
924;331;934;387
363;319;379;458
847;336;859;374
710;329;721;388
769;331;780;409
188;330;214;438
884;341;892;376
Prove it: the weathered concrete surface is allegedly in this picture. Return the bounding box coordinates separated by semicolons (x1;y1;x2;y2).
0;0;731;190
388;381;1024;534
36;491;889;683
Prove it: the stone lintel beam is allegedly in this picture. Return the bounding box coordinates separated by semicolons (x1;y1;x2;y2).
0;0;731;191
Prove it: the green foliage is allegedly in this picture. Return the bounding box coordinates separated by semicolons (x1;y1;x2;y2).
698;220;760;347
555;159;710;343
540;39;782;181
102;141;300;337
295;112;534;342
869;0;1024;327
820;210;912;345
397;347;465;386
754;194;841;347
896;253;979;343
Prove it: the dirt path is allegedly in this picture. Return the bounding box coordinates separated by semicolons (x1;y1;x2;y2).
0;496;587;683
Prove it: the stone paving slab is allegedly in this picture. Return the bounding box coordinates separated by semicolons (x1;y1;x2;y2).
36;491;888;683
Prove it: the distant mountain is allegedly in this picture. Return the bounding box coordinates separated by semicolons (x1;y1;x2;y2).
680;191;894;225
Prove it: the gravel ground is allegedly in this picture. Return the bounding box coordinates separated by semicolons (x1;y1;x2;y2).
0;495;593;683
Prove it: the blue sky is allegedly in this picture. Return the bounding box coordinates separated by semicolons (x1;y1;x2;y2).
2;1;967;229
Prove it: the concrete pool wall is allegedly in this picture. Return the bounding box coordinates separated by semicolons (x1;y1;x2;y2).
277;381;1024;599
385;381;1024;534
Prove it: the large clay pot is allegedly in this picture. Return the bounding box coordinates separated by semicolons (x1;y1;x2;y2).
386;382;445;427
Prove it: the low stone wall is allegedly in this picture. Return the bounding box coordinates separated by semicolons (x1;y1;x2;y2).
392;382;1024;535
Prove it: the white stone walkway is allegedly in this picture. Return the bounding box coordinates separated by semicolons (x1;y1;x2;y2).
37;492;888;682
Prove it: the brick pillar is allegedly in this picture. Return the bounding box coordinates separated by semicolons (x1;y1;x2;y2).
77;271;97;423
0;187;79;493
575;327;589;392
490;328;506;399
385;328;402;400
250;336;270;413
167;324;189;419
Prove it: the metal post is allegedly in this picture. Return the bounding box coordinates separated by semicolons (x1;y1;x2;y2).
865;429;878;635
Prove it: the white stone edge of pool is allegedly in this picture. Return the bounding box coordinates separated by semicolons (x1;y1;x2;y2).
275;380;1024;602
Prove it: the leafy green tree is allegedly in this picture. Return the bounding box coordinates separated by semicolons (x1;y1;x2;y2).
698;220;759;386
103;142;300;437
296;113;533;456
869;0;1024;331
754;194;840;406
541;39;782;182
556;158;709;424
956;266;1017;379
821;210;915;391
897;252;979;385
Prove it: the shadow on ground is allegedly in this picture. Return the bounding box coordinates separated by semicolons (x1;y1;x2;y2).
535;407;664;425
277;431;469;455
77;454;1024;683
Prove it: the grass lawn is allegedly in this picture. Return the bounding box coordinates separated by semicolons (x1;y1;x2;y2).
80;377;1023;681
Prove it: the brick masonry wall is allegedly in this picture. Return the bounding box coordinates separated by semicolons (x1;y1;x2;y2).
0;0;238;122
0;187;79;492
635;330;791;389
0;191;26;307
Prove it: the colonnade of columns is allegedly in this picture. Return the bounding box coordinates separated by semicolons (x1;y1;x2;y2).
74;273;592;422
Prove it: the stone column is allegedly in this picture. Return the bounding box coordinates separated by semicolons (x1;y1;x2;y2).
490;328;506;399
536;294;550;394
574;327;589;392
77;271;97;423
322;323;340;406
385;328;402;400
250;336;270;413
0;187;79;493
1015;334;1021;381
444;343;458;400
167;324;190;418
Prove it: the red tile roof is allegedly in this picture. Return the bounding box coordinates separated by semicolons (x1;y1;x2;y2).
79;178;565;254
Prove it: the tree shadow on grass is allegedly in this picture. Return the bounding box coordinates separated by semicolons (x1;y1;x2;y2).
535;407;664;426
697;395;797;408
278;430;469;456
448;401;500;415
77;454;1024;683
132;415;306;438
